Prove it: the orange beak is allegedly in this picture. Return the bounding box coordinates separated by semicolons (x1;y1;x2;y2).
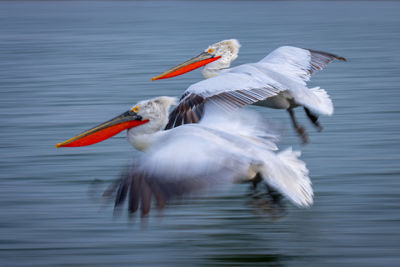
56;110;149;148
151;52;221;81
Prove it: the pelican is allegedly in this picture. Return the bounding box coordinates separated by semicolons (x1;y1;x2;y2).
152;39;346;143
56;96;313;216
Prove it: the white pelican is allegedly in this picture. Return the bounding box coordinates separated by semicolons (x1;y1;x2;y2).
56;96;313;216
152;39;346;143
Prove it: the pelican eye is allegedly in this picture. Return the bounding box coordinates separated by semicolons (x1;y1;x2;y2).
207;48;214;54
132;106;140;113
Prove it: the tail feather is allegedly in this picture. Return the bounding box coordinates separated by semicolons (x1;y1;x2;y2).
305;87;334;116
262;147;313;207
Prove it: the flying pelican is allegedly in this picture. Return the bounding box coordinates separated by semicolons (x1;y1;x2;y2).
56;96;313;216
151;39;346;143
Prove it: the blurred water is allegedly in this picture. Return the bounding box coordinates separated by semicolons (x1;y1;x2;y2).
1;1;400;266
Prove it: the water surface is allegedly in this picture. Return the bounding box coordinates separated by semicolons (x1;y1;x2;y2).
1;1;400;266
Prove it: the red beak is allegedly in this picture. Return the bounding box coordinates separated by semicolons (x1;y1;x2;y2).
56;110;149;148
151;52;221;81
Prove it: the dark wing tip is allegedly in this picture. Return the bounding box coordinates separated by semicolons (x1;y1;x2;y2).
103;165;224;217
104;169;199;217
306;48;347;62
302;48;347;75
104;170;167;217
165;94;205;130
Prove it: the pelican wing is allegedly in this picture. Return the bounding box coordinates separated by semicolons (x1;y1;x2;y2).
165;69;284;129
260;46;346;84
113;161;242;217
112;125;258;216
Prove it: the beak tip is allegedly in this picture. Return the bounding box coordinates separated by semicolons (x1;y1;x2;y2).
151;77;157;81
56;141;68;148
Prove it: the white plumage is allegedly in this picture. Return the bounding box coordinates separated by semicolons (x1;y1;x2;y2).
157;39;345;142
57;97;314;216
112;97;313;216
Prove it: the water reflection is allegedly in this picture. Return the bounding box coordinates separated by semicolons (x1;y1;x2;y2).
209;253;284;267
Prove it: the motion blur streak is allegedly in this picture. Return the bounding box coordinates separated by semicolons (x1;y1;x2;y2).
0;1;400;267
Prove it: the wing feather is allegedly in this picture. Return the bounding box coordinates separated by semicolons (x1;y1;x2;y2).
307;48;346;76
111;133;251;216
260;46;346;84
165;84;281;129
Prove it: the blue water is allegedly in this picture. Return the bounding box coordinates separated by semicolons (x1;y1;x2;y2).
1;1;400;266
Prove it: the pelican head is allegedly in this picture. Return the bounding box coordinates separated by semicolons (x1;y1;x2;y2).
127;96;177;136
56;96;177;148
151;39;241;80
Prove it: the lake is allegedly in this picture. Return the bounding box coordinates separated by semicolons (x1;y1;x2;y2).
1;1;400;266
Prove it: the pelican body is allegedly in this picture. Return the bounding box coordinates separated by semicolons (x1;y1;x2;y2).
152;39;346;143
57;97;313;216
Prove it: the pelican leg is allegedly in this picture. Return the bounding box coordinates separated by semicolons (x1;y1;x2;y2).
251;173;263;189
287;108;308;144
249;173;283;204
304;107;323;132
247;175;286;217
265;184;283;206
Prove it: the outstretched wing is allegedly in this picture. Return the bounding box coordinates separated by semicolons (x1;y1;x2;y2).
111;160;240;217
165;67;284;129
259;46;346;84
109;126;256;216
